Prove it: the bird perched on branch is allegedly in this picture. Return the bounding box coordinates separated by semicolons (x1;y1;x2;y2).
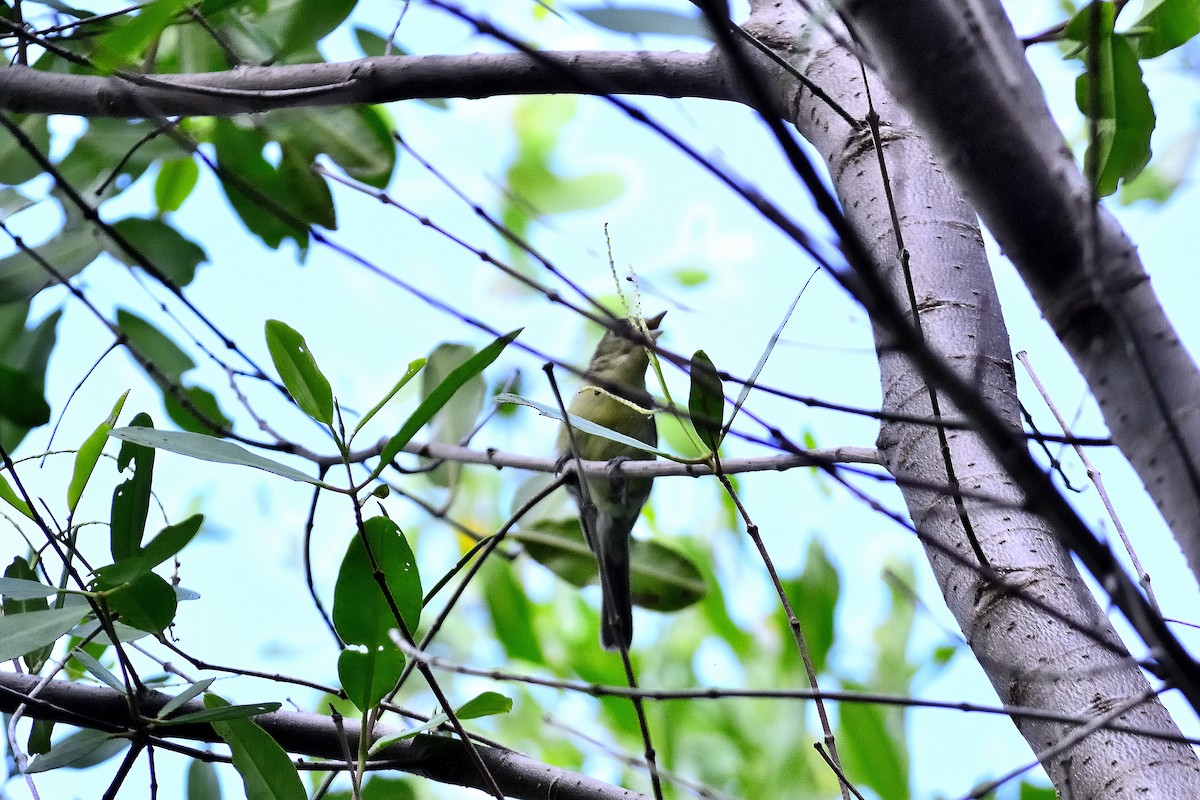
556;312;664;650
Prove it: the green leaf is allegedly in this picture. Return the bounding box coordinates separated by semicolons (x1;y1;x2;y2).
1130;0;1200;58
110;412;155;561
0;115;51;184
164;384;233;434
25;728;128;773
0;363;51;427
0;472;34;518
68;392;128;512
1067;5;1155;195
155;157;200;214
109;217;207;287
369;692;512;753
0;187;37;222
338;646;404;712
274;0;355;59
101;571;177;633
109;427;326;486
838;689;908;800
186;758;223;800
265;106;396;188
70;647;124;691
212;119;308;251
455;691;513;719
514;519;706;611
781;539;839;675
0;221;105;304
116;309;195;382
0;606;90;662
206;694;306;800
0;575;61;601
378;329;521;469
265;319;333;425
92;0;188;72
353;358;425;436
688;350;724;452
481;558;545;665
419;343;486;488
3;557;54;671
333;516;422;647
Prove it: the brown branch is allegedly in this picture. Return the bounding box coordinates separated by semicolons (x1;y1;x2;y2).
0;671;647;800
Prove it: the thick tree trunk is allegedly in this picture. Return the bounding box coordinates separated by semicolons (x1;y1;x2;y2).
743;3;1200;794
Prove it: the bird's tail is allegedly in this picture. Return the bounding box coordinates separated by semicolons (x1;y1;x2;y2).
596;517;633;651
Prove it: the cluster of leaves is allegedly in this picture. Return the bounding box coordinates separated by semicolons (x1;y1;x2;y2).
1060;0;1200;196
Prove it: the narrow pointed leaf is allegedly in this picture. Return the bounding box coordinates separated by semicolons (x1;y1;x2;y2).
265;319;333;425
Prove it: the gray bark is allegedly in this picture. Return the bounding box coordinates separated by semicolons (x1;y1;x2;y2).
742;2;1200;795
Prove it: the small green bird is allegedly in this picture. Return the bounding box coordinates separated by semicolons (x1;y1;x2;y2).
557;312;664;650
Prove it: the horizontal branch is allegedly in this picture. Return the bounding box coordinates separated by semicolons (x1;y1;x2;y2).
397;440;882;476
0;51;739;117
0;671;646;800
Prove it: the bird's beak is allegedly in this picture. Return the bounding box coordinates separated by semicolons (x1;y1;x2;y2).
645;311;666;338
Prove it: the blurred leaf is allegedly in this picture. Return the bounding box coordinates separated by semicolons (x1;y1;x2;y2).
378;329;521;469
1120;128;1199;204
92;0;188;72
274;0;354;59
266;105;396;188
575;6;713;39
206;693;306;800
0;363;50;426
1129;0;1200;58
68;392;128;512
58;119;181;200
212;119;309;251
482;558;545;664
186;758;223;800
515;518;705;611
25;728;128;773
0;221;104;304
419;343;486;487
780;538;839;675
0;114;51;184
116;308;195;382
164;384;233;434
155;157;200;214
110;427;324;485
838;689;908;800
265;319;334;425
688;350;724;452
671;266;710;287
109;217;207;287
0;187;36;221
